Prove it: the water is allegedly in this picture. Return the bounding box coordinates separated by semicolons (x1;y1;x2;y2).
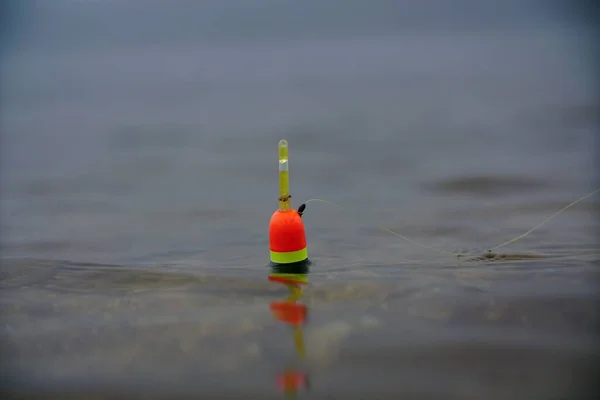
1;1;598;398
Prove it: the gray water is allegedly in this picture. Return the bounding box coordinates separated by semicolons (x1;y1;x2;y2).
1;1;599;399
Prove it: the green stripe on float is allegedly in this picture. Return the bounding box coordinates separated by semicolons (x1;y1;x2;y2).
270;247;308;264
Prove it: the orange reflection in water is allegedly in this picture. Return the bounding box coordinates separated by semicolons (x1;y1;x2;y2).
268;273;310;398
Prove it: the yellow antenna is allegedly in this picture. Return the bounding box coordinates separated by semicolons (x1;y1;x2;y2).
279;139;292;211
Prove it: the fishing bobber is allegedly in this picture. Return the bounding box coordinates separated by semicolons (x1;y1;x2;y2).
269;139;310;271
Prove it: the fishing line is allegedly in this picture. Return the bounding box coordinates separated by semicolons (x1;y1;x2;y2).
487;188;600;252
303;188;599;259
303;198;462;258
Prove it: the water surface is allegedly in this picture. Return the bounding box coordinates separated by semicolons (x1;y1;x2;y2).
1;1;598;398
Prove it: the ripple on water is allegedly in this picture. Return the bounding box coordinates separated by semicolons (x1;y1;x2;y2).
425;174;551;196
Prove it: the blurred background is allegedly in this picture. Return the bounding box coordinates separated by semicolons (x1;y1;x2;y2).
1;0;598;398
1;0;597;264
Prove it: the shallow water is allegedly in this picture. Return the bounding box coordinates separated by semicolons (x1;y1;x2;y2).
1;1;599;399
1;255;599;399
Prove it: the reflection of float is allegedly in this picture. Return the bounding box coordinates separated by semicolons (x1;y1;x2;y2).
269;273;309;397
276;367;309;397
